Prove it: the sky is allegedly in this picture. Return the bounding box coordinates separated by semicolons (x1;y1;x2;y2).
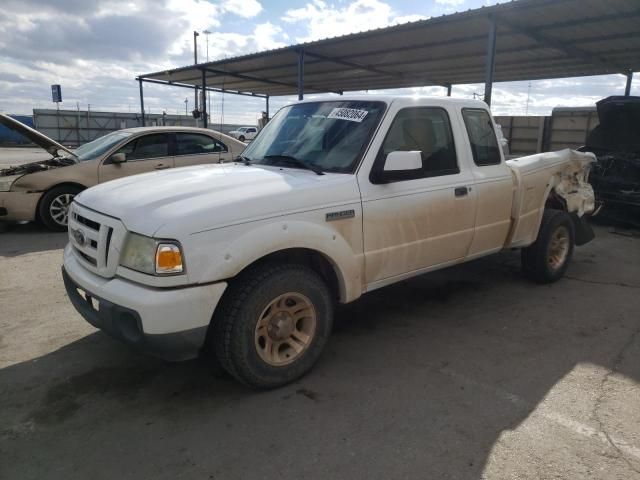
0;0;636;124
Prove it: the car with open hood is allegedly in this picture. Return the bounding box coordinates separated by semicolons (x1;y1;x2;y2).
579;95;640;226
0;114;246;230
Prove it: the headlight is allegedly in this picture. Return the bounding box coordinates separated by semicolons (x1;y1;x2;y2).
120;232;184;275
0;178;16;192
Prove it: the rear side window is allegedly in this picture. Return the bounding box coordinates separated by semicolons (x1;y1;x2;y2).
372;107;459;183
175;133;226;155
462;108;501;166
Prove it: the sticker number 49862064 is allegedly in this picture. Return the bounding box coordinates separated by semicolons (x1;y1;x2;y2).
327;108;369;122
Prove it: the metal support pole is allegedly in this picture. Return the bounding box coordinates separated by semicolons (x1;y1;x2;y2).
484;15;497;106
297;49;305;101
625;71;633;96
446;84;452;97
201;69;208;128
138;79;146;127
194;31;199;121
266;95;270;120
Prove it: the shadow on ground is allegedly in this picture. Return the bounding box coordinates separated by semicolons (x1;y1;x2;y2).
1;227;639;479
0;222;67;257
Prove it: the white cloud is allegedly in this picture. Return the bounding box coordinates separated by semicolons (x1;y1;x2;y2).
220;0;263;18
435;0;466;6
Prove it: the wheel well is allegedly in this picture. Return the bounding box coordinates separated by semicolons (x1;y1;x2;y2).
35;182;86;220
545;190;567;211
237;248;342;301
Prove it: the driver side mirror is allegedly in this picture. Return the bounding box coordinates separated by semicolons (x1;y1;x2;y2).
110;152;126;164
383;151;422;171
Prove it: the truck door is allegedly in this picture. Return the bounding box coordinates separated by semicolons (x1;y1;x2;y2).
460;108;514;257
358;106;477;286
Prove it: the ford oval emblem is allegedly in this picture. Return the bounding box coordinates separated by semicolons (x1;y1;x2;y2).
73;228;87;247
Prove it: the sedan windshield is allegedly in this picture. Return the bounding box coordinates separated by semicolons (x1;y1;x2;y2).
72;131;132;162
241;100;386;173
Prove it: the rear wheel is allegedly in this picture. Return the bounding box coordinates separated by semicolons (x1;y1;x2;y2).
39;185;82;231
521;209;575;283
211;263;333;389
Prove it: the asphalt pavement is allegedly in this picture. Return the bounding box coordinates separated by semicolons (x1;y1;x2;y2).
1;222;639;479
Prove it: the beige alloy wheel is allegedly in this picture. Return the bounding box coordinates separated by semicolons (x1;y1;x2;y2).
547;225;570;270
254;292;317;367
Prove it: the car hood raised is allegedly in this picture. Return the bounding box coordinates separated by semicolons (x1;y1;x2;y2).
74;164;359;237
0;113;76;158
586;95;640;153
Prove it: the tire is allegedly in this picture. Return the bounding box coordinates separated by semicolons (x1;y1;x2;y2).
521;209;575;283
212;263;334;389
38;185;83;231
238;135;245;142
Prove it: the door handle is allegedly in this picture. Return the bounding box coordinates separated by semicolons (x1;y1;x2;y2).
155;164;170;170
454;186;469;197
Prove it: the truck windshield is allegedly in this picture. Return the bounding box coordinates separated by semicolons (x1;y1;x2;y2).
72;131;132;162
242;100;386;173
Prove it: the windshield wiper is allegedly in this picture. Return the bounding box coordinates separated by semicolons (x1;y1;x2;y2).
233;155;252;165
263;155;324;175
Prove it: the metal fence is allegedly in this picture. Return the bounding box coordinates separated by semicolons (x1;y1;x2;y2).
30;109;249;147
495;106;599;155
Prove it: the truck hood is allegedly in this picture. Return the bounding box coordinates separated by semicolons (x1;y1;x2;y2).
585;96;640;153
0;113;76;158
74;164;360;237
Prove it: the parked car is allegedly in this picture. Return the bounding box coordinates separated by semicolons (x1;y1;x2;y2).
228;126;258;142
62;96;596;388
0;114;246;230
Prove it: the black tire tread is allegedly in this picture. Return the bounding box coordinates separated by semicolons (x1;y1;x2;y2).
521;209;574;283
38;185;83;231
212;262;332;388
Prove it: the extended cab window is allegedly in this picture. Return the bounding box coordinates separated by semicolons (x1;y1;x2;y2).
176;133;226;155
373;107;458;182
462;108;501;166
116;134;168;161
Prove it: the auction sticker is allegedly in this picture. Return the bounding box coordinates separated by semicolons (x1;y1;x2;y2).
327;107;369;122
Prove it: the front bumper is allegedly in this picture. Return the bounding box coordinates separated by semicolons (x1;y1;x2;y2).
62;247;227;361
0;191;41;222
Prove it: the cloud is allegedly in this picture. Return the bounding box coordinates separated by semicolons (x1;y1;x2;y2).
435;0;466;6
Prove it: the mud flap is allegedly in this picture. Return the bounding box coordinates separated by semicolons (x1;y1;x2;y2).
570;212;595;246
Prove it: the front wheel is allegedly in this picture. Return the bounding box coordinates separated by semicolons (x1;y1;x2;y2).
211;263;333;389
238;135;245;142
521;209;575;283
38;185;83;231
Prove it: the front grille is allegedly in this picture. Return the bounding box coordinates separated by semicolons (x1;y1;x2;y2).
68;203;125;278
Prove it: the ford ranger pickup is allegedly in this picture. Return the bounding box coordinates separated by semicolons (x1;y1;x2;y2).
62;96;596;388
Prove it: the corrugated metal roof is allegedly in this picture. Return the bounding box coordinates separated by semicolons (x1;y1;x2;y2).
139;0;640;97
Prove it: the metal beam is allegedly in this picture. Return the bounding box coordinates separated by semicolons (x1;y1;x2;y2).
446;84;452;97
304;50;446;88
625;71;633;96
201;68;207;128
137;77;268;98
484;15;497;106
266;95;270;120
497;15;629;75
297;49;305;100
138;78;145;126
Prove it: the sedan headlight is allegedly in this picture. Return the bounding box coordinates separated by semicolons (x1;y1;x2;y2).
0;178;16;192
120;232;184;275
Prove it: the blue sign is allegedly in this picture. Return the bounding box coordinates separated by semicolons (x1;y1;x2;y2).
51;84;62;103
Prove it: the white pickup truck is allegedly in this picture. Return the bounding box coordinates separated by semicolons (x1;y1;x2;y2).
62;96;596;388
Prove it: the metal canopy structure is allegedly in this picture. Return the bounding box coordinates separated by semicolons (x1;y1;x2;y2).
137;0;640;126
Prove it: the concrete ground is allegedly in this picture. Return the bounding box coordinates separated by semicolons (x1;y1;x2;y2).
0;147;50;167
1;222;639;480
